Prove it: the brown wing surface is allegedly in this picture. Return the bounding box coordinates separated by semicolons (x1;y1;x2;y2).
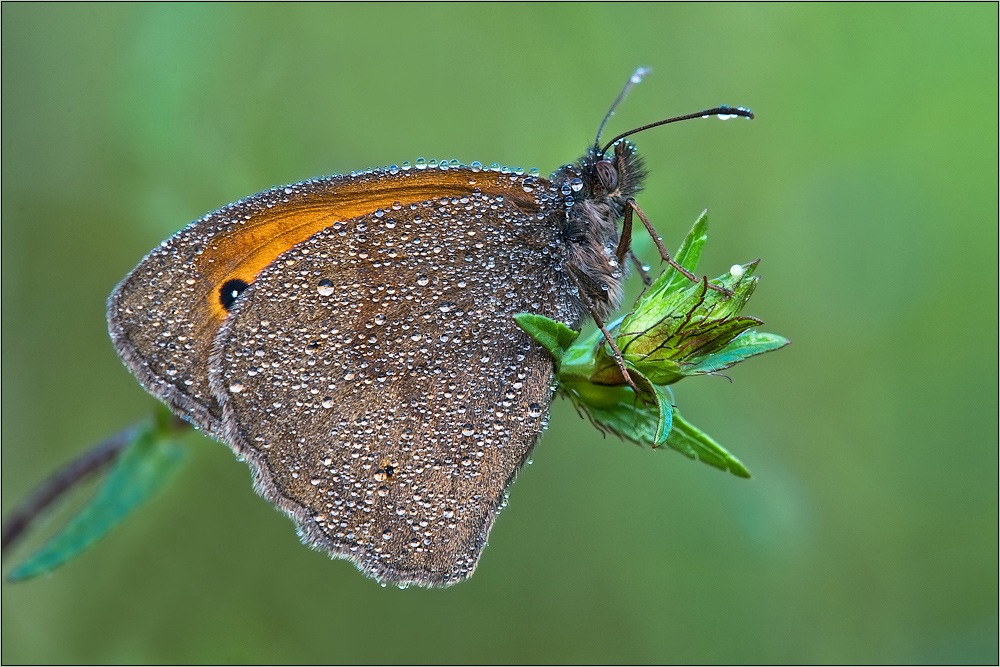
110;165;586;585
107;167;568;438
210;175;587;586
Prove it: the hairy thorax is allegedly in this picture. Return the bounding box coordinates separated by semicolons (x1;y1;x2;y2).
550;140;648;322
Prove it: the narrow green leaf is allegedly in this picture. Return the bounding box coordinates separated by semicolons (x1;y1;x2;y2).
7;423;188;581
563;371;674;449
660;209;709;295
571;389;661;446
622;212;711;334
651;384;675;445
683;331;791;375
664;411;751;478
566;388;749;477
514;313;579;364
625;211;708;328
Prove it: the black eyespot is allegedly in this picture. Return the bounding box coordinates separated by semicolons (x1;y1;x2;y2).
219;278;249;311
595;160;618;191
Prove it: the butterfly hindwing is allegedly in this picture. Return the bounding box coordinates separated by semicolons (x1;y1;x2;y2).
202;170;582;585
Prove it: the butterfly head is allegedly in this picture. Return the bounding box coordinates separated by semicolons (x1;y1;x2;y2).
551;140;648;218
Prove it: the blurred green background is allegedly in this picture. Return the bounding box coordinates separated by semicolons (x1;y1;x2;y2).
3;4;996;664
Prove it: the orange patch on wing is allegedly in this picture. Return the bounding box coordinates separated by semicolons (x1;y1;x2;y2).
187;170;540;323
201;205;342;321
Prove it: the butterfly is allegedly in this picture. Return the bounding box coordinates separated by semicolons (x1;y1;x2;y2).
107;68;752;587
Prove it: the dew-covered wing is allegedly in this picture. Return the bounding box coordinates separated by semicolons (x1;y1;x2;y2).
209;177;582;586
107;166;566;440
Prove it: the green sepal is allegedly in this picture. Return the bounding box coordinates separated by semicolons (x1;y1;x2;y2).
514;313;580;364
6;412;188;582
682;331;791;376
618;262;764;383
664;410;752;478
557;318;632;388
564;381;749;478
654;208;709;297
563;380;664;446
522;209;780;480
650;383;675;446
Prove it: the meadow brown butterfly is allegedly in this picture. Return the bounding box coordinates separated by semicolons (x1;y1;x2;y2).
107;68;752;587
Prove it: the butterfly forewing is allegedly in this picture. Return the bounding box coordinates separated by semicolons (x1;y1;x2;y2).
107;168;572;439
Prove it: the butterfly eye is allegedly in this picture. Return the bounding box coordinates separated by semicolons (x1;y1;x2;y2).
595;160;618;192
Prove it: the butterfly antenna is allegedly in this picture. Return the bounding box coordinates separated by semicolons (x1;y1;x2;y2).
600;105;754;157
595;67;652;148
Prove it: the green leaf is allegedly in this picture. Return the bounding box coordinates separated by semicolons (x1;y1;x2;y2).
683;331;791;375
622;213;710;334
6;422;188;582
564;386;750;478
650;384;675;446
568;386;662;446
659;208;709;295
664;410;751;478
514;313;579;364
704;261;760;317
560;362;666;445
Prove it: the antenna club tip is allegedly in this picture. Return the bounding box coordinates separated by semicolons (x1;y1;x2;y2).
631;66;652;83
712;105;755;121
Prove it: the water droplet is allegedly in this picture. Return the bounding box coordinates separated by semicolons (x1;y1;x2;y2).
317;279;334;296
527;403;542;418
461;424;475;436
229;382;244;393
730;264;745;278
322;397;335;409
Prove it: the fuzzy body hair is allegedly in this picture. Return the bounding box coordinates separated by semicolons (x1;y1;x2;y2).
550;140;648;322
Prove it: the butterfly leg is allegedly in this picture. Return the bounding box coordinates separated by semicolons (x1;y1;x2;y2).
565;264;640;394
614;206;652;286
628;251;651;286
625;199;733;296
